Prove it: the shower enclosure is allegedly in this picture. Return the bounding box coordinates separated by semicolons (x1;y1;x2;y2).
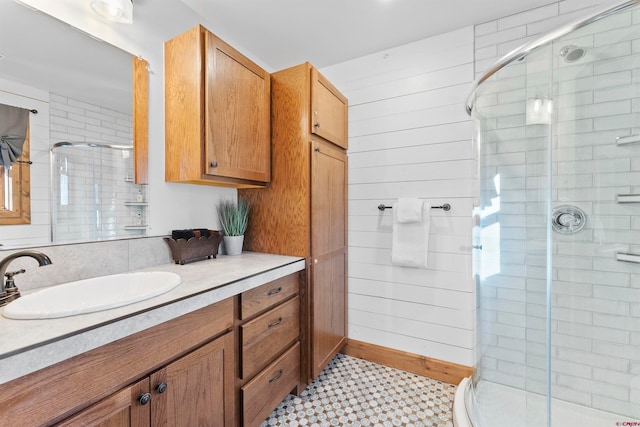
460;0;640;425
51;142;147;243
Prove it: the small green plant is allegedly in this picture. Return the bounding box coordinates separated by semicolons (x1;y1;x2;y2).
217;198;250;236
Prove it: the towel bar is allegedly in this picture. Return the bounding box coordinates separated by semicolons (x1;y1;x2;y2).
378;203;451;211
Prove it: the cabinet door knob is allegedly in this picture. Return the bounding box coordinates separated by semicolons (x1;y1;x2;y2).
267;287;283;296
210;161;218;168
314;147;320;153
156;382;168;394
314;122;321;128
138;393;151;406
269;369;284;383
268;317;283;328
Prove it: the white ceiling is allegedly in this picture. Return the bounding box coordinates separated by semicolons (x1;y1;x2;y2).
3;0;563;115
178;0;560;70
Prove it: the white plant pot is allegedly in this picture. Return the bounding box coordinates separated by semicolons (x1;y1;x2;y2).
223;235;244;256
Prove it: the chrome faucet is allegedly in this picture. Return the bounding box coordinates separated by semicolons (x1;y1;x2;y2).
0;251;52;307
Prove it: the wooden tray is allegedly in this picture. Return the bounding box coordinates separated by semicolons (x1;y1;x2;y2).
163;230;223;265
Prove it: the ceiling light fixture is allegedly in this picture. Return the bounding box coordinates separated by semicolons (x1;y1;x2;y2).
90;0;133;24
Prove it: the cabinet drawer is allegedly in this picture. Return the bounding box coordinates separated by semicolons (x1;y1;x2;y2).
241;296;299;379
242;342;300;427
240;273;299;320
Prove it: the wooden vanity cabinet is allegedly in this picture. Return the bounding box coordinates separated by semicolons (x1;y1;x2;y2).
55;378;150;427
57;330;235;427
237;273;302;427
150;333;234;426
1;299;235;427
239;62;348;384
164;25;270;188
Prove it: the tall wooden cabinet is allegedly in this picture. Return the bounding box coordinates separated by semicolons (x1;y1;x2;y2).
240;62;348;382
164;25;270;188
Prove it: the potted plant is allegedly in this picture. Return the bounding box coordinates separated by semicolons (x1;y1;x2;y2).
216;198;250;255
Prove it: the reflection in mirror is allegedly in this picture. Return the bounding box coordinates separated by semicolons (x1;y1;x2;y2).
0;104;32;226
51;142;147;243
0;1;148;248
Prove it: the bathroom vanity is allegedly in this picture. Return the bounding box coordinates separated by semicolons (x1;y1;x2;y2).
0;252;305;427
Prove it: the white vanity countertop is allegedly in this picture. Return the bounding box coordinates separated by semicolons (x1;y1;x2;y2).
0;252;305;385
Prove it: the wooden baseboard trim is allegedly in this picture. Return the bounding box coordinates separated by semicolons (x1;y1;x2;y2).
342;339;473;385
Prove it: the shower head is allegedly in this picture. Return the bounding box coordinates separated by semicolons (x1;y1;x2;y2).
559;45;586;63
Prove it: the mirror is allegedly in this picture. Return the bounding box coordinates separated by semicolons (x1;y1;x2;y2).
0;1;148;248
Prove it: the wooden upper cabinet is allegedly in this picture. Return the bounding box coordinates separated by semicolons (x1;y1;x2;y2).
164;25;270;188
311;68;348;150
133;56;149;185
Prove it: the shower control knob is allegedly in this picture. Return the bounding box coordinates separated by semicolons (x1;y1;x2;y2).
558;213;580;226
552;205;586;234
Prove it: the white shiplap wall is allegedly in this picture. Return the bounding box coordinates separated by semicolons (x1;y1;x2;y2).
322;27;476;367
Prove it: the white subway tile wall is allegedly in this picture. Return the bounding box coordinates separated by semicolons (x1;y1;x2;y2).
322;26;476;367
49;94;145;243
475;0;640;418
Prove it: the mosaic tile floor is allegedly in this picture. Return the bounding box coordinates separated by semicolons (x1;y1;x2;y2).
260;353;456;427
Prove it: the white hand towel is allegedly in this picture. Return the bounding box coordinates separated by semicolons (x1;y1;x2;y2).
397;198;424;223
391;202;430;268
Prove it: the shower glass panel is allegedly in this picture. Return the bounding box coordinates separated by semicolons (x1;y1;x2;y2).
469;2;640;426
51;142;147;243
472;43;554;427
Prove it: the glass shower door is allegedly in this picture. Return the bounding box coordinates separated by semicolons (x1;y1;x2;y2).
548;9;640;423
473;43;554;427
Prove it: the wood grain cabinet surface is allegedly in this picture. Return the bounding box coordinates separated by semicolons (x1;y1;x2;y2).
164;25;270;188
56;333;234;427
2;299;234;427
236;273;302;427
240;62;348;384
150;333;235;427
55;378;150;427
241;342;300;427
241;296;300;380
310;68;348;149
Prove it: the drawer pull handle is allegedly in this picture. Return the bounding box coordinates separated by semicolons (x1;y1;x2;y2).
269;369;284;383
268;317;283;328
267;287;283;296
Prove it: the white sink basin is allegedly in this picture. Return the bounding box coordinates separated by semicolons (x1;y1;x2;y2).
2;271;182;320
